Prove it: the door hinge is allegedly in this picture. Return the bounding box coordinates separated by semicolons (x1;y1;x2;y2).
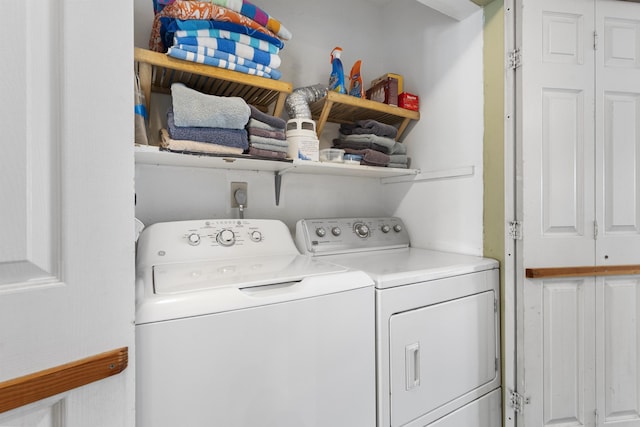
509;389;530;414
508;48;522;70
508;220;523;240
594;31;599;50
594;220;599;240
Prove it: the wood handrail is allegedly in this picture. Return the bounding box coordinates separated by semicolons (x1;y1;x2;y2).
0;347;128;413
526;265;640;279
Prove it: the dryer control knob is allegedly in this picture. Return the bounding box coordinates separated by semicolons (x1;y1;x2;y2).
393;224;403;233
354;223;370;238
381;225;391;233
315;227;327;238
187;232;201;246
250;230;262;242
217;229;236;246
331;227;342;236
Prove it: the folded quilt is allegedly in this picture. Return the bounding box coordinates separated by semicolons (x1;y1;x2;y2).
249;146;288;159
175;29;280;54
174;44;281;79
250;142;288;153
175;36;281;68
167;110;249;149
249;105;286;129
198;0;292;41
340;119;398;139
160;128;245;155
150;0;278;52
343;148;390;167
249;135;288;148
162;18;284;49
247;126;286;140
171;83;250;129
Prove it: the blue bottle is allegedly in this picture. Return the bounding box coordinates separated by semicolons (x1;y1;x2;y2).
329;47;346;94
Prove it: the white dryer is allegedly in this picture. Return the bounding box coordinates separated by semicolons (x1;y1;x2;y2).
135;219;375;427
296;217;502;427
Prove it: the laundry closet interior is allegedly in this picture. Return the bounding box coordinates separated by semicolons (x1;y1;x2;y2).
132;0;501;426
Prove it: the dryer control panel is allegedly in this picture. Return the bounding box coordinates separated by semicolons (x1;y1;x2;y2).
295;217;410;255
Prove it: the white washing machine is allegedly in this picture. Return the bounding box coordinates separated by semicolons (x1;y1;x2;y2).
135;219;375;427
296;217;502;427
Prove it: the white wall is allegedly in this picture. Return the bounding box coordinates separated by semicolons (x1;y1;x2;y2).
133;0;485;254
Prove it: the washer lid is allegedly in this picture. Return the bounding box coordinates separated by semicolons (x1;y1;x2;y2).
153;254;348;295
320;247;498;288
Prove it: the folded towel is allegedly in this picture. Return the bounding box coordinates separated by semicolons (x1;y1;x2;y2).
175;29;280;54
167;110;249;149
388;163;409;169
249;134;288;147
201;0;292;41
340;119;398;139
342;148;390;167
159;128;245;155
388;154;408;164
249;146;288;159
150;0;279;52
249;105;286;129
171;83;250;129
174;36;281;68
337;133;397;154
171;45;281;79
391;142;407;154
247;126;286;140
161;18;285;49
250;142;288;153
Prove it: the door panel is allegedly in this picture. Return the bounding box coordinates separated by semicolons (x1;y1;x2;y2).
522;277;596;427
596;1;640;266
597;276;640;426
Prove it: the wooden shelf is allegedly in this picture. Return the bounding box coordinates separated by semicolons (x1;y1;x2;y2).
134;47;292;116
309;91;420;141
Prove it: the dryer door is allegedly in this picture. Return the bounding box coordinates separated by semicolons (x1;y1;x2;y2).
389;290;499;427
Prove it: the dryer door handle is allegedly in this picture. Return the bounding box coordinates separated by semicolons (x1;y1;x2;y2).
405;342;421;390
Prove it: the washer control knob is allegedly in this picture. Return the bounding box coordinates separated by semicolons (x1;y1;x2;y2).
250;230;262;242
393;224;403;233
315;227;327;238
331;227;342;236
216;229;235;246
354;223;370;238
381;225;391;233
187;232;201;246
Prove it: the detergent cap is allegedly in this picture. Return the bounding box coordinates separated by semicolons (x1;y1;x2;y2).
330;46;343;62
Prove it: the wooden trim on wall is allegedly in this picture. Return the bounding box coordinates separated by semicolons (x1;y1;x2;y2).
526;265;640;279
0;347;128;414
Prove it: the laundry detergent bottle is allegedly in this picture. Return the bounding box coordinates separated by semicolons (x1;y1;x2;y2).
329;46;346;94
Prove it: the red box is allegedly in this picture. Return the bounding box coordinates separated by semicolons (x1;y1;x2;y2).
399;92;419;111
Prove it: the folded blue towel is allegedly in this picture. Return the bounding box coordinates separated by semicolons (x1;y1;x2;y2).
171;82;251;129
175;44;281;80
174;36;281;68
167;110;249;149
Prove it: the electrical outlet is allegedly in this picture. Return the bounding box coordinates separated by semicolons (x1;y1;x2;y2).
230;182;248;208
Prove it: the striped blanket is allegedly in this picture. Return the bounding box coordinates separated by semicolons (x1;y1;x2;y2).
174;44;281;79
168;47;275;79
175;29;280;54
174;35;281;68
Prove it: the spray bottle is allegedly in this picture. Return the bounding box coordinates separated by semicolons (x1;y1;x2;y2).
349;60;364;98
329;47;346;94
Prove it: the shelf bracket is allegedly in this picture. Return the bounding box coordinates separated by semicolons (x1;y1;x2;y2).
274;171;282;206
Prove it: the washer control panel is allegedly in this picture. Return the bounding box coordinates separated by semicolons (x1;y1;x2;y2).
295;217;410;255
137;219;297;268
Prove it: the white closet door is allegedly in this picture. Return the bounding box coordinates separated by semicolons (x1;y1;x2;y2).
0;0;134;425
595;0;640;266
519;0;597;426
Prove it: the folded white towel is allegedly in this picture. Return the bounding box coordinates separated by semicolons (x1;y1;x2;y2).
171;83;250;129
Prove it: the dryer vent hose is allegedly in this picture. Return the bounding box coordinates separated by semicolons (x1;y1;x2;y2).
285;84;328;119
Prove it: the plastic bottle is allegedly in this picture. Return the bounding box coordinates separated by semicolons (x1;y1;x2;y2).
349;60;364;98
329;47;346;94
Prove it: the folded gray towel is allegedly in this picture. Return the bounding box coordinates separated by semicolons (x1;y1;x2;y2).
251;142;289;153
249;118;285;132
247;126;286;140
167;110;249;149
388;154;408;164
388;162;409;169
340;119;398;139
249;146;288;159
249;104;286;129
171;83;250;129
342;148;390;167
249;134;288;147
338;133;397;154
390;142;407;154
